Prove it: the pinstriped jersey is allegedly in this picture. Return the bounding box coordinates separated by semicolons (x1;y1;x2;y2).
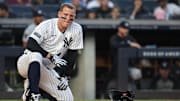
30;18;83;56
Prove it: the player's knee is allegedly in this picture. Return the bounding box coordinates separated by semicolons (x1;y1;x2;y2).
17;55;29;78
30;52;43;64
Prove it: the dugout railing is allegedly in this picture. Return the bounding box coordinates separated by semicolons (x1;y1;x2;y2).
117;47;180;99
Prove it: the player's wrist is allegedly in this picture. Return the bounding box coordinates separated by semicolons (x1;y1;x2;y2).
46;53;52;59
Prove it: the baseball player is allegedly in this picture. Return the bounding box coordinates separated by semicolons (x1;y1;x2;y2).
22;9;44;48
17;3;83;101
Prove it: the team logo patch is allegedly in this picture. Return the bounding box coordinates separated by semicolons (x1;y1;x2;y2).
33;32;41;38
63;37;73;48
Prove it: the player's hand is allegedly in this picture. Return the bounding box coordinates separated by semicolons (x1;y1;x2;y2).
51;54;67;67
57;77;68;90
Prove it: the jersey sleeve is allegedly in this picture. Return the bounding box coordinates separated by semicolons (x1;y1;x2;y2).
69;25;83;50
29;22;47;44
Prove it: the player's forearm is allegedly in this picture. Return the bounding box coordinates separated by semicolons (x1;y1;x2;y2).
54;50;78;76
27;37;49;57
63;50;78;76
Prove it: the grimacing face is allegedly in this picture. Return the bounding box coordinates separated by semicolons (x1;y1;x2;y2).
58;6;76;28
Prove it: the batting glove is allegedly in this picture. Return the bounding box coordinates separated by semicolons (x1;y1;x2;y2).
51;54;67;67
57;77;68;90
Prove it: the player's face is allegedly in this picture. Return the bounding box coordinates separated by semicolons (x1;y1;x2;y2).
58;7;76;28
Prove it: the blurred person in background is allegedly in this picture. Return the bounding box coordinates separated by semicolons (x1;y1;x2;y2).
7;0;30;5
149;61;179;90
128;0;152;20
94;0;112;19
22;9;44;48
64;0;87;7
31;0;44;5
0;3;16;18
86;8;97;19
70;0;87;18
32;0;60;5
86;0;114;9
107;5;121;20
170;59;180;89
154;0;180;20
107;21;141;92
110;21;141;50
168;0;180;5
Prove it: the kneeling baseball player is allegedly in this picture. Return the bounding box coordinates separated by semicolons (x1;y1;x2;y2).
17;3;83;101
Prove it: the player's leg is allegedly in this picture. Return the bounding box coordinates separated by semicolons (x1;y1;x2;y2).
21;79;57;101
38;65;73;101
17;50;43;101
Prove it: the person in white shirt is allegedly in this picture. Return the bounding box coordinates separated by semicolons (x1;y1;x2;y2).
86;0;114;9
154;0;180;20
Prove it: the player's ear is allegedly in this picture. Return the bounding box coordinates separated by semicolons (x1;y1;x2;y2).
57;11;61;18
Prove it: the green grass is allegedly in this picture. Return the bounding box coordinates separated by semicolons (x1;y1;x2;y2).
0;99;180;101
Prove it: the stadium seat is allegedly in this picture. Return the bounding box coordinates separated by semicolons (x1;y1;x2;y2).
9;5;33;18
118;0;133;12
143;0;158;13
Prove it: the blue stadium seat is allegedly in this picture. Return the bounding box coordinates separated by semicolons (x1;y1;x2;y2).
9;5;33;18
9;5;59;18
143;0;158;12
118;0;133;11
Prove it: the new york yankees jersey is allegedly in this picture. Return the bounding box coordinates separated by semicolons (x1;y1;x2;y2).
30;18;83;56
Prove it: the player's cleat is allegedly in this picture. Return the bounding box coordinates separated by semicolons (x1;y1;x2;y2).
22;88;41;101
29;93;41;101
